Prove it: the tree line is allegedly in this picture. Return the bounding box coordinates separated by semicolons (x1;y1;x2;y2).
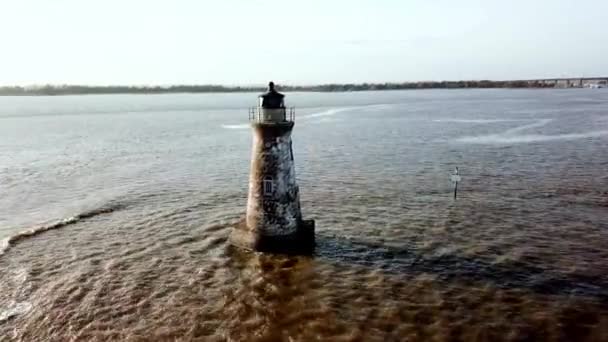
0;80;556;96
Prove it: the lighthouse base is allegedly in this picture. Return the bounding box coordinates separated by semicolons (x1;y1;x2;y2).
229;219;315;255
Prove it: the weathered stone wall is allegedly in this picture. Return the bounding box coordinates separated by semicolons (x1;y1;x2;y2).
245;122;302;236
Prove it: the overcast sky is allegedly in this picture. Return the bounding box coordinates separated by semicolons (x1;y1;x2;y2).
1;0;607;85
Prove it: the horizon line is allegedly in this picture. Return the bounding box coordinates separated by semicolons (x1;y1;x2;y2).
2;76;608;89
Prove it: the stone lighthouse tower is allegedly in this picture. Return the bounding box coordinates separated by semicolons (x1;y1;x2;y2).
230;82;315;254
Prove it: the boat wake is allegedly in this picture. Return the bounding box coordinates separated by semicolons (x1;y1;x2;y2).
220;124;250;130
0;203;126;257
433;118;521;124
455;118;608;144
458;130;608;144
300;107;353;119
220;107;354;128
502;119;553;135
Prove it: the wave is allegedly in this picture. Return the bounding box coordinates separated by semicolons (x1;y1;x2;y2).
0;203;126;257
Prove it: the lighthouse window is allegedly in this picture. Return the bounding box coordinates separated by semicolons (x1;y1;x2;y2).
263;177;274;196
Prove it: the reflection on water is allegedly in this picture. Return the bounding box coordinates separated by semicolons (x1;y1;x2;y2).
1;90;607;341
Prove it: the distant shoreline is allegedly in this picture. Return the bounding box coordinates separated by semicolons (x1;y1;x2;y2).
1;78;606;96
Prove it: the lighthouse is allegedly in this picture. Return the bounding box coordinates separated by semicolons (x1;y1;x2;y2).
230;82;315;254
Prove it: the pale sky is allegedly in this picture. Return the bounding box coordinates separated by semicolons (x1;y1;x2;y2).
0;0;607;86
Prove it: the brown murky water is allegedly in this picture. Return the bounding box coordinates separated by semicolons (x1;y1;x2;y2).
1;90;607;341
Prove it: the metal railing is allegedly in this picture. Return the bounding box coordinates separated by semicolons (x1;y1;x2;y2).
248;107;295;123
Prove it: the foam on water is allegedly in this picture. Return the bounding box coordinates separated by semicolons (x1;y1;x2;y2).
0;301;32;323
0;268;32;323
0;238;9;257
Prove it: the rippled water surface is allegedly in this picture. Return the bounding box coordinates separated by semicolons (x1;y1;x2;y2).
1;90;607;341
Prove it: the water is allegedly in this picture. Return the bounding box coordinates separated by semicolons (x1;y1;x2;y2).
0;89;607;341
